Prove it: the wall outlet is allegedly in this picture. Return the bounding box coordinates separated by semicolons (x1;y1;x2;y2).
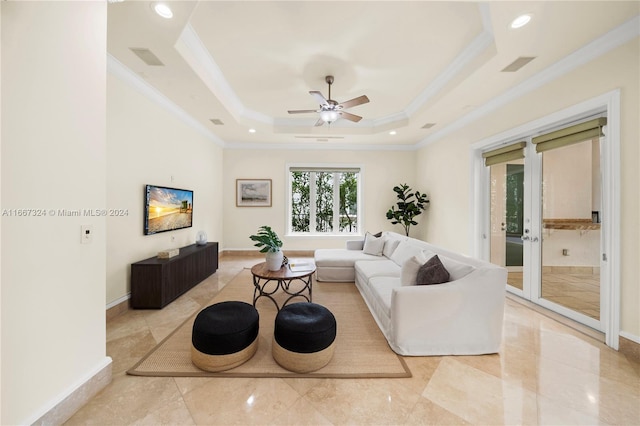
81;225;93;244
562;248;569;256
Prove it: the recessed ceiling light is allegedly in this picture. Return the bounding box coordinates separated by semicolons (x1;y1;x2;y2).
389;130;397;135
510;14;532;29
248;128;256;134
152;2;173;19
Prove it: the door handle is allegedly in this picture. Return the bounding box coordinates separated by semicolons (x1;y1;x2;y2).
521;235;530;241
531;236;539;242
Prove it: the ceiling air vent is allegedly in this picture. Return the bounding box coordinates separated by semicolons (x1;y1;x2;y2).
295;136;344;140
421;123;436;129
129;48;164;66
501;56;536;72
209;119;224;125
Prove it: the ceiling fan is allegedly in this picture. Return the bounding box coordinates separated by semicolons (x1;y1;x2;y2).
288;75;370;126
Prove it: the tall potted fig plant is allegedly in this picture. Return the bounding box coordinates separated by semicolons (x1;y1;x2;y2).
249;225;284;271
386;183;429;236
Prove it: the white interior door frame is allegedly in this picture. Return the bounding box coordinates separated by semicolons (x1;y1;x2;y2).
469;90;621;349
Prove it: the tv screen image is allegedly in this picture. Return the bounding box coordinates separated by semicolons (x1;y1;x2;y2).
144;184;193;235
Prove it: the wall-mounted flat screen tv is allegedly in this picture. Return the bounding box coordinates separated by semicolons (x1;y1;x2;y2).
144;184;193;235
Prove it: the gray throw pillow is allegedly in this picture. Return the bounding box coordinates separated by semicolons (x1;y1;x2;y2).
416;255;450;285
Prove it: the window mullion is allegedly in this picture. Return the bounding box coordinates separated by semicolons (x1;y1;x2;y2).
309;172;317;233
333;173;340;232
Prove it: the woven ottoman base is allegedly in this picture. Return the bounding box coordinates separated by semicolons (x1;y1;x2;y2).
191;338;258;372
191;301;259;372
272;302;337;373
273;337;335;373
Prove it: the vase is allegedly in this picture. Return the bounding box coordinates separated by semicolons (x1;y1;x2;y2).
265;250;284;271
195;231;207;246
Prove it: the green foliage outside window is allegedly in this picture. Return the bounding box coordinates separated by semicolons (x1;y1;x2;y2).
339;173;357;232
291;170;358;233
316;172;334;232
291;171;310;232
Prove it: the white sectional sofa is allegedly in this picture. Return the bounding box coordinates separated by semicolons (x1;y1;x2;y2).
314;231;507;356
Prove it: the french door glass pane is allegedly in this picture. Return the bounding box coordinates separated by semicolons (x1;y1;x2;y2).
540;138;601;320
490;160;524;290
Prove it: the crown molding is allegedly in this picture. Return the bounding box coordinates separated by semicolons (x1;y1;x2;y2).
404;3;494;117
176;6;494;134
223;141;416;151
107;54;225;147
417;14;640;148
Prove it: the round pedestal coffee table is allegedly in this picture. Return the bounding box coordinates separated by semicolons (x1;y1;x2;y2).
250;262;315;311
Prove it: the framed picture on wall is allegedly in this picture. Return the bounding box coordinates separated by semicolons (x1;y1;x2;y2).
236;179;272;207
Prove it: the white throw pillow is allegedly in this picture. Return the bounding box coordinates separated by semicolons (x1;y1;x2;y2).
382;238;401;258
363;232;385;256
389;241;424;266
400;254;428;286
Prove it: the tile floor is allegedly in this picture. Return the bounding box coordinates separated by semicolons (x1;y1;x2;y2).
507;271;601;320
65;255;640;425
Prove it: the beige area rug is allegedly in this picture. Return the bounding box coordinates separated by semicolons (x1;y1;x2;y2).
127;269;411;378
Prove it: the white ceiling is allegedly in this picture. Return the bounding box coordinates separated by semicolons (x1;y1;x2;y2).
107;1;639;148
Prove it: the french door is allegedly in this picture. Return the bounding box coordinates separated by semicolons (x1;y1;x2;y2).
486;117;606;332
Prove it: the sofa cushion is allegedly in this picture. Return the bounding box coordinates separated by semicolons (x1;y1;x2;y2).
363;232;385;256
369;277;400;318
400;253;428;286
314;249;378;267
355;259;400;280
382;238;401;258
389;241;424;266
416;255;450;285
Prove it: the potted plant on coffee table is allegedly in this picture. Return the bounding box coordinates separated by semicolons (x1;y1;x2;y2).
249;225;284;271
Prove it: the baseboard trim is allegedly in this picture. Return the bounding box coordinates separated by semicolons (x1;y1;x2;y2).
106;294;130;321
619;333;640;363
28;357;112;426
221;249;315;257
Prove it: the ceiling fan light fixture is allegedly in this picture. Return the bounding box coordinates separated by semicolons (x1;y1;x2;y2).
320;110;339;123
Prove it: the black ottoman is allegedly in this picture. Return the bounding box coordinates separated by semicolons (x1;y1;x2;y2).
272;302;337;373
191;301;259;372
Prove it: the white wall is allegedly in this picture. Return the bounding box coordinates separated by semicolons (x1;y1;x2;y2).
222;148;418;251
106;74;224;305
1;3;109;424
416;38;640;337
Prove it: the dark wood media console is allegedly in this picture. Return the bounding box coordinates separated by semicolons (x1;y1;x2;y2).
130;242;218;309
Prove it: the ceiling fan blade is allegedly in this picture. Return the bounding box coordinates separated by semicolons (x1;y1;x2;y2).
309;91;328;106
314;117;325;127
288;109;319;114
339;111;363;122
338;95;369;109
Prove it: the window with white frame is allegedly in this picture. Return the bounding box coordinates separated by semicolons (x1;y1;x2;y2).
288;166;361;234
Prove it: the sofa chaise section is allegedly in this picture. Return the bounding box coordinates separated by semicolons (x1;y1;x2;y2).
314;231;507;356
